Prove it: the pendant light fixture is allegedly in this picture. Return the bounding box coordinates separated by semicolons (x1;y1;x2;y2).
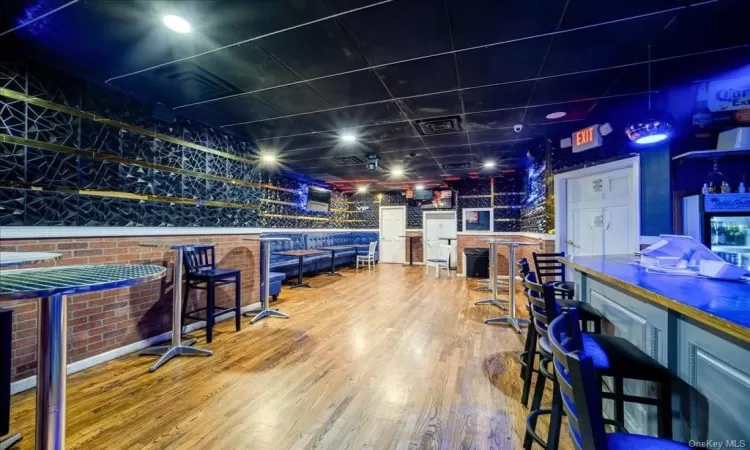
625;45;675;145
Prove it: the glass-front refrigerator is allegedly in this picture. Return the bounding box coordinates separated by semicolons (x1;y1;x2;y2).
682;194;750;271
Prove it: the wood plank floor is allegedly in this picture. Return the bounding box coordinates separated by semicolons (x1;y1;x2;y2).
8;264;571;449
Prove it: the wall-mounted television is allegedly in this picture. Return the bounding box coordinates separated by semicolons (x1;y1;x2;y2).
306;186;331;212
421;190;453;210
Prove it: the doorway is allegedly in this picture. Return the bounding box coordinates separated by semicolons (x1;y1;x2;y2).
555;157;640;256
423;211;457;267
379;206;406;264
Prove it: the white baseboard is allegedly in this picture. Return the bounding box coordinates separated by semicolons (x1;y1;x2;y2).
11;302;262;395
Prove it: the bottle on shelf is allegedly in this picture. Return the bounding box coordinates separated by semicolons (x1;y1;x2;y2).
739;176;747;194
721;181;731;193
702;183;710;195
711;222;719;245
718;223;727;245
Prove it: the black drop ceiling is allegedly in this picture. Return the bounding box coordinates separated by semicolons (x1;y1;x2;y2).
1;0;749;190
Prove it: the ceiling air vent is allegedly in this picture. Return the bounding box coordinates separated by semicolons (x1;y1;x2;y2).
439;162;471;170
331;155;365;165
416;116;462;135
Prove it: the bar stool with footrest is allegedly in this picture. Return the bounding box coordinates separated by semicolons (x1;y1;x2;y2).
182;245;242;344
533;251;603;333
548;308;690;449
523;275;675;450
516;258;539;407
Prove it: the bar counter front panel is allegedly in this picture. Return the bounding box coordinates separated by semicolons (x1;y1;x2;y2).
563;255;750;444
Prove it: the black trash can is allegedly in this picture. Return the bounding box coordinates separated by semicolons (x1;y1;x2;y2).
464;248;489;278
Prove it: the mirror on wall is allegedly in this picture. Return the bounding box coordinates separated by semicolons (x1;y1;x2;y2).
462;208;493;232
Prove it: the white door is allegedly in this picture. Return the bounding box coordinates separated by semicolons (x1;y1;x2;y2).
423;212;456;263
565;167;636;256
379;206;406;263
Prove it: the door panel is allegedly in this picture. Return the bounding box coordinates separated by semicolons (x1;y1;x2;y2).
570;207;602;256
603;205;633;255
379;207;405;263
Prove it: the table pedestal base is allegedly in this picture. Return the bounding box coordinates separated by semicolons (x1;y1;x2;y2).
246;308;289;323
326;272;342;277
474;298;508;309
140;339;212;372
0;433;21;450
484;317;530;333
289;282;312;289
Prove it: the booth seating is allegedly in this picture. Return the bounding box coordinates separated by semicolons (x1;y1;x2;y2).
268;272;285;301
265;232;379;279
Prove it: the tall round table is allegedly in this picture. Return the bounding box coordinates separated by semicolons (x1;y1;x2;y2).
243;237;291;324
0;252;63;450
473;239;509;311
483;241;537;332
137;242;214;372
0;264;166;450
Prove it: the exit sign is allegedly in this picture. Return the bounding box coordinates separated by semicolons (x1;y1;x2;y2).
572;125;602;153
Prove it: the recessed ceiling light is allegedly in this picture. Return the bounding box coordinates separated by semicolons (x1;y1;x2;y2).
261;154;276;163
415;184;425;190
391;167;404;177
340;133;357;144
546;111;566;119
483;161;496;169
163;15;191;33
357;185;368;193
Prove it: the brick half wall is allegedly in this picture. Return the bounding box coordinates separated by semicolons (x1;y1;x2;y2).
0;234;261;382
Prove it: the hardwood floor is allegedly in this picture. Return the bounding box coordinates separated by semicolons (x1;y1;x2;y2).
8;264;570;449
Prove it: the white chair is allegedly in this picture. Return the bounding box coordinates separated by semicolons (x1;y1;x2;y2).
356;241;377;269
426;244;451;278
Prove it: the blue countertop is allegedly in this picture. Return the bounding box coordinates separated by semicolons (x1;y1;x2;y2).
559;255;750;343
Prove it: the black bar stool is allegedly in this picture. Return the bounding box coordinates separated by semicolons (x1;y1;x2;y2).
533;251;603;333
548;309;690;449
182;245;242;343
516;259;539;407
523;275;674;450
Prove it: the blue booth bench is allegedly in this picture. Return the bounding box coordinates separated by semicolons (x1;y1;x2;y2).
264;232;379;280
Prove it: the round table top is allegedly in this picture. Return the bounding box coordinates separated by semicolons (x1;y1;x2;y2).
0;264;167;300
0;252;62;268
138;241;206;249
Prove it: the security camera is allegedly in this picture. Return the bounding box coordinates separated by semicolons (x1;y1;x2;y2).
513;124;523;133
366;154;380;171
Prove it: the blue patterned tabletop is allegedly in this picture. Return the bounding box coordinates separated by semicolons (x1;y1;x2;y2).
0;264;167;300
560;255;750;337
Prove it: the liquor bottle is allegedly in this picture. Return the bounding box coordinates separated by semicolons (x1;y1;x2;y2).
702;183;710;194
721;181;731;193
711;222;719;245
718;223;726;245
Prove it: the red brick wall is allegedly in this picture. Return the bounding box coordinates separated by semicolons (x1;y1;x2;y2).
0;234;260;382
405;231;424;263
457;234;555;277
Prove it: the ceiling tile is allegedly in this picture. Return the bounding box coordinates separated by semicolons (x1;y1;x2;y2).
448;0;567;49
329;0;452;65
259;20;368;79
375;55;458;97
339;102;404;125
233;110;348;140
560;0;686;29
542;14;674;76
651;47;750;91
456;38;552;87
378;137;427;152
308;70;391;107
252;83;332;115
195;94;282;126
465;110;526;132
421;133;469;149
399;92;464;120
528;66;649;106
359;122;417;142
462;82;535;113
469;128;527;144
429;146;472;158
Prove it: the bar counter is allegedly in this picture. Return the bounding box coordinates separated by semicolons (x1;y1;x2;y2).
559;255;750;443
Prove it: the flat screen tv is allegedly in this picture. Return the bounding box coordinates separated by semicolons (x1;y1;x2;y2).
421;190;454;209
306;186;331;212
